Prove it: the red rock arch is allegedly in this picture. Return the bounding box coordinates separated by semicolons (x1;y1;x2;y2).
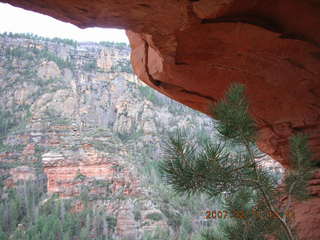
1;1;320;239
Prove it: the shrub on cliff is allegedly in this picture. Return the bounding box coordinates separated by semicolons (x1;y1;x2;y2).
0;108;19;148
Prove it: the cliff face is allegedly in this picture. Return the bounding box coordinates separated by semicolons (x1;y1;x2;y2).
0;34;217;238
2;0;320;169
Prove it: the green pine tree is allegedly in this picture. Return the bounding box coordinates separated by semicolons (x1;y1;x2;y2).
62;231;71;240
160;83;314;240
0;229;6;240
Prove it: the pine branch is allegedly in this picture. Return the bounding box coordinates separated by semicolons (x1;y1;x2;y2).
242;139;296;240
283;180;297;222
160;83;314;240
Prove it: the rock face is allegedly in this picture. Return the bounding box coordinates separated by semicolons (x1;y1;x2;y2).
4;166;36;188
3;0;320;168
42;144;140;197
0;34;213;238
279;170;320;240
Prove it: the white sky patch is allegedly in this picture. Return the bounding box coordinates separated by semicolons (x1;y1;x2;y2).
0;3;129;43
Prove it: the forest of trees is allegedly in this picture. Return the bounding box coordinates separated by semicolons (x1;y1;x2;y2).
0;179;118;240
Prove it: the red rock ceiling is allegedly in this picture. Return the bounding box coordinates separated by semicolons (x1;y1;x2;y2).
1;0;320;167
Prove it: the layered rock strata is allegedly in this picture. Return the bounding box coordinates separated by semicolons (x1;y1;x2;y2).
3;0;320;167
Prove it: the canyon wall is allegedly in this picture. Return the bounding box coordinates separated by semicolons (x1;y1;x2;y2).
0;34;218;239
2;0;320;167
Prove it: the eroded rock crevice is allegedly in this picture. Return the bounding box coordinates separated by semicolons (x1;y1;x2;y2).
201;15;283;33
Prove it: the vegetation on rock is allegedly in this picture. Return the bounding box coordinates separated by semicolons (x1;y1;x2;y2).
160;84;313;240
0;34;287;240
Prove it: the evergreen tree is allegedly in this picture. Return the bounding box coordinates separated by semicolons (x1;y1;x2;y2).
160;83;314;240
62;231;71;240
0;229;6;240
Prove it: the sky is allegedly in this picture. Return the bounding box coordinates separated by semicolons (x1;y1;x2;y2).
0;3;129;43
